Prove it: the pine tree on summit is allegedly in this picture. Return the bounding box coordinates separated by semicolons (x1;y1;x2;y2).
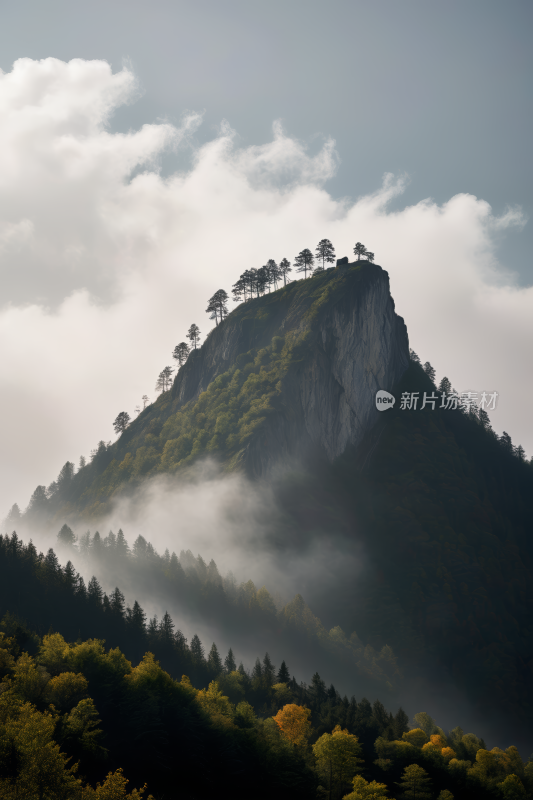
279;258;292;285
353;242;368;260
294;248;314;278
315;239;336;271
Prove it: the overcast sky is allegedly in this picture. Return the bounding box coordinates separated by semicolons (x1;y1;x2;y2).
0;0;532;517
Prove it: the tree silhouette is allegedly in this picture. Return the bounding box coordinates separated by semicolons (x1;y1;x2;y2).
113;411;131;436
186;323;201;349
353;242;368;260
57;524;76;547
294;248;314;278
366;251;375;263
232;275;247;303
279;258;292;285
256;266;269;295
142;394;150;409
423;362;436;382
155;366;174;393
207;290;229;325
172;342;190;367
266;259;281;290
315;239;336;271
224;648;236;673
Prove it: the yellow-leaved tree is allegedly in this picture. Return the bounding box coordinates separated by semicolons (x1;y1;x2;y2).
195;680;235;728
272;703;312;747
81;767;155;799
313;724;364;800
343;774;392;799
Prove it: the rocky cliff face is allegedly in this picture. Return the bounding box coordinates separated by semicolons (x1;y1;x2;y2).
173;261;409;474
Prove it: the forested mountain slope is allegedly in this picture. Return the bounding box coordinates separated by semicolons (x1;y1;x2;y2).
8;258;533;754
25;260;408;520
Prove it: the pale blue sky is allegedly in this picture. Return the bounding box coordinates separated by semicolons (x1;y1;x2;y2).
2;0;531;284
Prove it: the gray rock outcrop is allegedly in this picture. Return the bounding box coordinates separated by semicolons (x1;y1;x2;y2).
172;261;409;475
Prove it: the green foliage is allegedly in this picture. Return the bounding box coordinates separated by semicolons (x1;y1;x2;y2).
396;763;432;799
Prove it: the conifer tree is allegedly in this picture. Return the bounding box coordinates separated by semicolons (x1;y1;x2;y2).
262;653;276;686
353;242;368;260
172;342;190;367
207;642;223;675
87;576;103;606
174;630;188;651
500;431;513;454
294;248;314;278
251;657;263;682
109;587;126;617
224;648;237;673
113;411;131;436
438;376;452;394
147;615;159;641
232;275;247;303
44;548;60;574
206;290;229;325
423;362;436;382
279;258;292;285
159;611;175;642
57;524;76;547
4;503;21;529
116;529;129;556
311;672;327;705
62;560;77;591
128;600;146;634
155;366;174;393
26;485;48;519
315;239;336;271
186;323;201;349
190;634;205;664
366;251;375;263
478;407;492;431
396;764;432;799
277;660;290;683
393;707;410;739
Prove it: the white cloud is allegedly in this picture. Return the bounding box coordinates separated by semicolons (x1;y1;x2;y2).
0;57;530;516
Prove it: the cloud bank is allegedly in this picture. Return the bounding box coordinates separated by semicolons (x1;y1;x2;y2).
0;57;530;515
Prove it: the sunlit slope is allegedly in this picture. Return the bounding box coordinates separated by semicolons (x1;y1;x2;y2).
43;261;408;518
